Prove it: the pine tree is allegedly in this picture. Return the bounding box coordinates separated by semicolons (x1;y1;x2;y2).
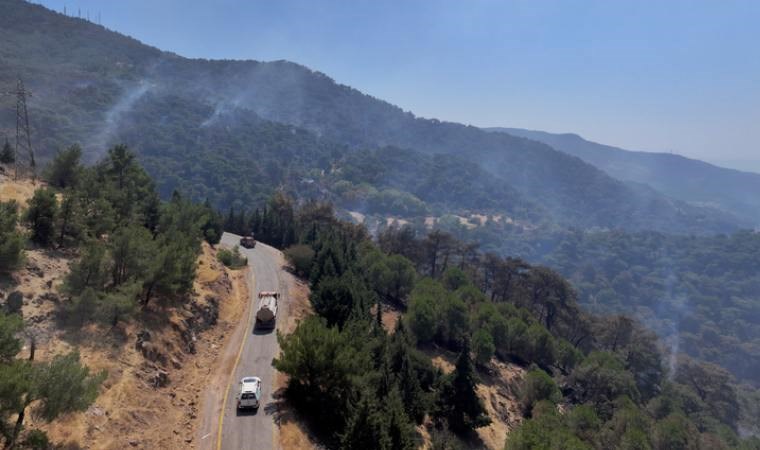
0;139;14;164
3;351;105;449
0;313;23;362
472;328;495;367
225;207;235;232
375;300;384;332
340;393;391;450
310;273;372;329
25;188;58;247
384;387;416;450
387;324;427;424
200;199;223;245
438;338;490;433
62;242;109;296
251;208;262;235
0;201;25;272
56;189;85;248
399;351;426;424
0;314;104;449
45;145;83;189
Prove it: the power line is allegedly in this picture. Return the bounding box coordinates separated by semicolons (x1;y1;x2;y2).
1;79;36;181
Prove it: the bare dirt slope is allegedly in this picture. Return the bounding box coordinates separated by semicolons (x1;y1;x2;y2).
18;243;249;449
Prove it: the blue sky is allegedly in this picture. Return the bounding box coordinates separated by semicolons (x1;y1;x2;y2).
36;0;760;164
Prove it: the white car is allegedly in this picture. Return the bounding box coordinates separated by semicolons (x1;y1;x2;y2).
237;376;262;410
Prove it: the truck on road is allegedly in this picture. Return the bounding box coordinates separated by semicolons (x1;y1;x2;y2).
240;234;256;249
255;291;279;330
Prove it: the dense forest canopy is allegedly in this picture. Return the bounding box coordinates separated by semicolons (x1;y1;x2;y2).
0;0;744;235
221;201;760;449
421;218;760;387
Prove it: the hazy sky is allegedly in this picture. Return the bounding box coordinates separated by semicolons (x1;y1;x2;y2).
35;0;760;163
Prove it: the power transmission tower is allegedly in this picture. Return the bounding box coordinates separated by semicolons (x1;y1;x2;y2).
1;79;36;181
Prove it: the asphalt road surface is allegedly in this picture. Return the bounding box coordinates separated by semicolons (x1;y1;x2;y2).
212;233;288;450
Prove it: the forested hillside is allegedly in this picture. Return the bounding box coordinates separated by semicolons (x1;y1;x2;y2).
224;204;760;449
491;127;760;225
421;214;760;387
0;143;226;447
0;0;742;234
3;2;760;445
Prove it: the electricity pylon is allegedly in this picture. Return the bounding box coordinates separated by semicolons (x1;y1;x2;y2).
1;78;36;181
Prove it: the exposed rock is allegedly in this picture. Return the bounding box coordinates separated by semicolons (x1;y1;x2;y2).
139;341;167;365
88;405;106;417
153;369;169;388
26;262;44;278
136;330;152;346
29;315;46;324
38;292;59;303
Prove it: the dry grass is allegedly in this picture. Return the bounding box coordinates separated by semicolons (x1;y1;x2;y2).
0;172;39;207
428;347;456;375
0;242;249;449
475;360;525;450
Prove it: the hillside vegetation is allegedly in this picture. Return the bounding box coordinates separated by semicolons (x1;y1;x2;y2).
0;145;229;447
225;202;760;449
0;0;741;235
2;1;760;446
491;127;760;225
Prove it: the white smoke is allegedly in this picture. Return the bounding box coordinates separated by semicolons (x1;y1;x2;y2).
200;98;242;128
661;268;687;381
85;81;151;161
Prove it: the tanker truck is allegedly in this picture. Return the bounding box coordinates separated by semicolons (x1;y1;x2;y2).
255;291;279;330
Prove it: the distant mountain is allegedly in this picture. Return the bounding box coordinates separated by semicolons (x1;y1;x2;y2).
0;0;742;234
488;127;760;225
708;158;760;175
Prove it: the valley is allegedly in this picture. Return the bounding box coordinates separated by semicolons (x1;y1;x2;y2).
1;0;759;448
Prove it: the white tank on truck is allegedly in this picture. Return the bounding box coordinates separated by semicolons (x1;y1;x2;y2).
255;291;279;329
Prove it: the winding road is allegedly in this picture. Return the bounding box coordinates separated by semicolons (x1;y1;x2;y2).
198;233;289;450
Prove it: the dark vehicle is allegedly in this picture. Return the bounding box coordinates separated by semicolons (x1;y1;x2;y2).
240;235;256;249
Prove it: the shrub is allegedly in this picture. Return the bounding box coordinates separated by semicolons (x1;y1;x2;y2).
520;369;561;416
284;244;315;277
0;201;25;271
45;145;83;189
25;188;58;247
217;245;247;269
0;140;14;164
472;328;495;366
5;291;23;316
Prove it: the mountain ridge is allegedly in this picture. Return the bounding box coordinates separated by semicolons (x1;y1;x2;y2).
488;127;760;225
0;0;744;234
